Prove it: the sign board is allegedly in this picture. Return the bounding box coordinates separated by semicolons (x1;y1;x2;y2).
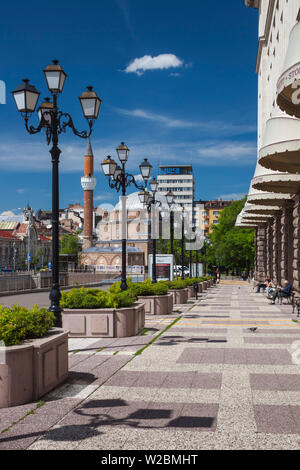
148;254;174;281
48;262;52;270
27;253;31;262
163;167;180;175
190;263;203;278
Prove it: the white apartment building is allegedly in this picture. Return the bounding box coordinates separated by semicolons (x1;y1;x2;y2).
157;165;195;226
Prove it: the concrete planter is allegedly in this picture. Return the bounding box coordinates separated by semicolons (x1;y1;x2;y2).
202;281;208;290
62;303;145;338
0;328;68;409
187;285;195;299
137;293;174;315
197;283;203;294
168;288;188;305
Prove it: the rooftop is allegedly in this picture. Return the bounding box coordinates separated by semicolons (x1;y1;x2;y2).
0;221;19;230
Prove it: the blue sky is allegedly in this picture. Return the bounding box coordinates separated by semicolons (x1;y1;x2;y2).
0;0;259;215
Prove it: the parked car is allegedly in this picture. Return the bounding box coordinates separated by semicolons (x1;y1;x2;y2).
1;267;13;273
174;266;189;276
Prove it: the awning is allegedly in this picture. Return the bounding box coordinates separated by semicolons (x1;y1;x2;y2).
252;172;300;194
259;116;300;173
277;21;300;119
246;162;293;205
244;203;280;215
235;211;258;228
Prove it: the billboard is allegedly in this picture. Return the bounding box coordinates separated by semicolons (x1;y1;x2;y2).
148;254;174;281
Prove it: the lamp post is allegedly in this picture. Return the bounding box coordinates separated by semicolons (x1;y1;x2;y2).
102;146;152;291
139;177;161;284
180;204;186;281
12;60;101;326
166;191;175;258
12;241;17;272
189;249;192;278
24;204;34;272
202;238;207;276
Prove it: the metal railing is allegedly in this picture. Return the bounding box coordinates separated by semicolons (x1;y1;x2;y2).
0;271;121;294
89;265;145;275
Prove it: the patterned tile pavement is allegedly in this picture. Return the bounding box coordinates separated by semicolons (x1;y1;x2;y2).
2;283;300;449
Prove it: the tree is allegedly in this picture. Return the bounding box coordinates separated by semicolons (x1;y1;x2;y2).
205;197;255;272
60;234;81;255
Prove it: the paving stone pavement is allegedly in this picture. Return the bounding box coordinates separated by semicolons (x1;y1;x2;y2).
2;284;300;450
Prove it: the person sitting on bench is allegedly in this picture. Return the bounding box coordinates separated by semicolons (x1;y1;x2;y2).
265;279;275;297
256;278;271;293
270;280;292;305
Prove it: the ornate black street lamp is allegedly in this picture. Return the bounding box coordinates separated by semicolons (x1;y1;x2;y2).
189;249;192;278
180;204;187;281
195;248;199;277
23;204;34;272
102;145;152;291
12;60;101;326
166;191;175;258
139;177;161;284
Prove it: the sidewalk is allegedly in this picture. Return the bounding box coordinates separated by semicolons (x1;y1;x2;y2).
1;284;300;450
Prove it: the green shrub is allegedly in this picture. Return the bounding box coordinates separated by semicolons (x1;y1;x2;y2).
163;280;186;290
114;290;137;308
131;279;169;297
61;287;137;309
109;279;169;297
0;304;55;346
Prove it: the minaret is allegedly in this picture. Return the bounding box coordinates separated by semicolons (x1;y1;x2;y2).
81;139;96;250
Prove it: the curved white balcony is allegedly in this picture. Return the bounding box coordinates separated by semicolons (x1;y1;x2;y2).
247;162;293;204
252;173;300;195
244;203;281;215
277;21;300;119
259;117;300;173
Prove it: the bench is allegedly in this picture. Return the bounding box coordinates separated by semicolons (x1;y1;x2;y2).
292;295;300;317
277;290;300;316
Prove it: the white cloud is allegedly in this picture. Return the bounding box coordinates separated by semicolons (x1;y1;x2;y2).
1;211;15;216
125;54;183;75
114;107;256;135
0;137;256;174
0;210;23;221
197;142;256;160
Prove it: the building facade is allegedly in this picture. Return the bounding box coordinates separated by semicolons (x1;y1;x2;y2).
157;165;195;223
238;1;300;289
195;200;233;236
80;192;154;271
0;207;51;270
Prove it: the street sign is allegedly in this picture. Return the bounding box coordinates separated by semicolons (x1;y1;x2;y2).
27;253;31;262
48;262;52;270
148;254;174;281
191;263;203;277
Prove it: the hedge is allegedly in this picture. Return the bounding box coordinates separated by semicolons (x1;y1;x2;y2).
0;304;55;346
60;287;137;310
109;278;169;297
